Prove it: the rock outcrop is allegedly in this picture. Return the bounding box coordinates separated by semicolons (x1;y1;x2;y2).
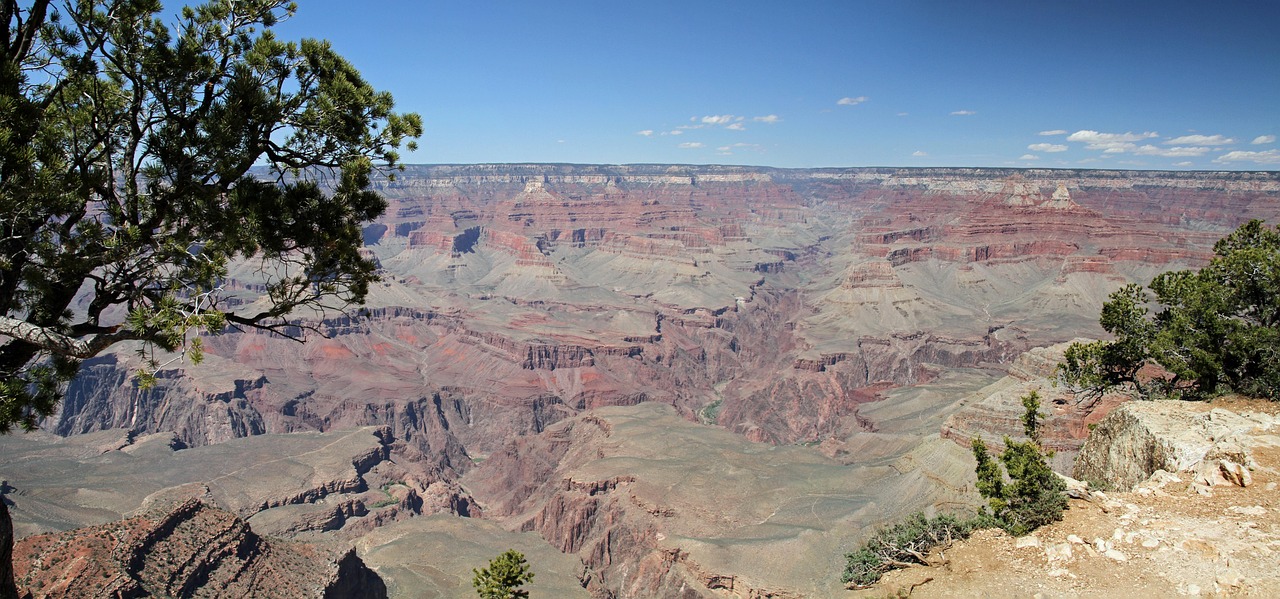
0;426;463;541
940;341;1129;470
1073;400;1279;491
12;497;385;598
863;398;1280;598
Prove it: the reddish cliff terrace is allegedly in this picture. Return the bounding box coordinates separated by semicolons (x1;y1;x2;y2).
4;165;1277;598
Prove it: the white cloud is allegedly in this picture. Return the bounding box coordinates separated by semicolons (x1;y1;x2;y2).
716;142;764;154
1019;154;1040;160
678;142;704;149
1173;161;1194;167
1253;135;1277;145
726;122;746;131
1066;130;1159;153
1164;134;1235;146
911;150;928;157
636;130;654;137
668;130;684;136
753;114;781;124
896;112;909;117
1038;129;1068;136
700;115;737;125
950;110;977;116
837;96;868;106
1067;130;1159;144
1133;145;1209;157
1027;143;1068;153
1214;149;1280;165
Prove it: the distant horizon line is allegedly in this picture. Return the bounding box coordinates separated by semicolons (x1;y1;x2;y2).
378;162;1280;175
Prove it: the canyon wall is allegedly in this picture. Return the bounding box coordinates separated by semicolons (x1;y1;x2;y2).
15;165;1280;597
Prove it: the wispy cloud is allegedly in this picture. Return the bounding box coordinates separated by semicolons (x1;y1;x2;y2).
678;142;704;149
1066;130;1159;153
1173;161;1194;167
950;109;977;116
896;112;909;117
1133;145;1209;157
837;96;868;106
636;130;654;137
753;114;781;124
700;115;737;125
1038;129;1068;136
667;130;684;136
912;150;928;157
1019;154;1040;160
1214;149;1280;165
1027;143;1068;153
726;122;746;131
1253;135;1277;145
717;142;765;155
1164;134;1235;146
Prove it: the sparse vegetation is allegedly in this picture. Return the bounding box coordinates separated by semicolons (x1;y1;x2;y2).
842;391;1066;587
473;549;534;599
841;512;984;589
1059;219;1280;401
698;398;724;424
370;481;404;509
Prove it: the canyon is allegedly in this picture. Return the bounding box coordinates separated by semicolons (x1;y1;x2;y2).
3;165;1279;597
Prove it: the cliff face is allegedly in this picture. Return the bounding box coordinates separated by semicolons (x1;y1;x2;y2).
12;498;385;599
48;167;1279;460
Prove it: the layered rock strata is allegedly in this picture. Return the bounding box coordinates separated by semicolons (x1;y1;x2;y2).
12;497;385;599
940;341;1130;470
27;165;1280;597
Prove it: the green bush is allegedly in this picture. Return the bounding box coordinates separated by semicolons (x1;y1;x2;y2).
841;512;982;588
971;391;1067;536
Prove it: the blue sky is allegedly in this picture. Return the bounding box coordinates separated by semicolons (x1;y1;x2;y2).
274;1;1279;169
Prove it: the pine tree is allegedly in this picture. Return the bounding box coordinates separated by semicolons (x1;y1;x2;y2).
473;549;534;599
0;0;421;432
971;391;1067;536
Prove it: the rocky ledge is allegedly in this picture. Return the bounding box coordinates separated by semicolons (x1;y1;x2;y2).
12;497;386;598
861;397;1280;598
1073;398;1279;492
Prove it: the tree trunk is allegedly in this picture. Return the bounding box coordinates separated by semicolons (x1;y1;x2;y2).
0;497;17;599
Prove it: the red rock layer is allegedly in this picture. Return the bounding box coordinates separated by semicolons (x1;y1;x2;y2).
13;498;385;599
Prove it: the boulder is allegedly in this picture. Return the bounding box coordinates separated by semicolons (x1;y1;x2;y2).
1073;401;1277;491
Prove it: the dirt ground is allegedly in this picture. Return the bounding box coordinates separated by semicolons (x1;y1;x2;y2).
853;398;1280;598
